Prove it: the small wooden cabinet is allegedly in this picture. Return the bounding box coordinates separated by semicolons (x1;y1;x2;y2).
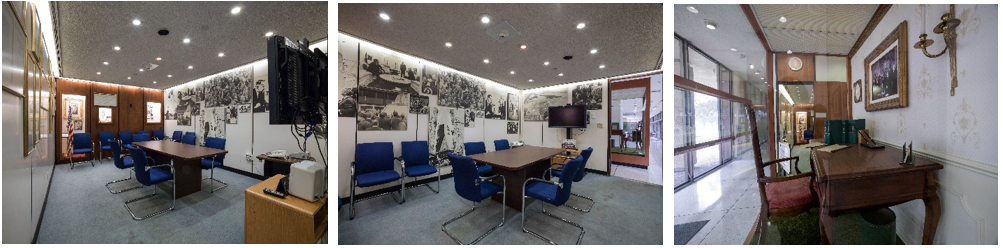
245;175;328;244
550;148;582;169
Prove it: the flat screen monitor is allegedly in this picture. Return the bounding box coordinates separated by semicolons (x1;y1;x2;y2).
548;105;586;128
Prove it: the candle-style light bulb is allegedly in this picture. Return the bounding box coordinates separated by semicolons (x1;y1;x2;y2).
922;5;926;33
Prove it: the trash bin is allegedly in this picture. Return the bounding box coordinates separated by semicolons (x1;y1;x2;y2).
860;207;896;245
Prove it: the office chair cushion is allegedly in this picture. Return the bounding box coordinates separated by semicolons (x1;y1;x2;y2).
575;148;595;182
120;157;135;169
134;134;151;142
478;181;503;199
146;167;174;185
552;168;567;178
201;158;223;169
401;141;431;167
765;176;813;209
355;171;401;187
525;182;560;205
476;165;492;177
98;132;115;146
494;139;510;151
404;164;436;177
72;133;92;149
153;130;165;140
464;142;487;155
101;145;112;150
73;148;92;154
123;144;138;150
172;131;183;141
355;142;395;175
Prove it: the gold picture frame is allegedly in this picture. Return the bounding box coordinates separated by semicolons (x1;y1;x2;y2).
864;20;909;112
63;98;83;121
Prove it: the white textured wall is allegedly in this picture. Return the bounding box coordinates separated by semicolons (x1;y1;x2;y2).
522;79;611;172
814;55;847;82
849;4;997;244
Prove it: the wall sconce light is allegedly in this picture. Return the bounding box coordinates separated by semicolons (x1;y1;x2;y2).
913;4;962;96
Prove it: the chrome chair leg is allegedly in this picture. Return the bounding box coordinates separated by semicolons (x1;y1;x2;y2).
123;179;176;221
441;177;505;245
349;178;404;220
565;192;596;213
522;196;585;245
201;166;228;193
106;169;143;194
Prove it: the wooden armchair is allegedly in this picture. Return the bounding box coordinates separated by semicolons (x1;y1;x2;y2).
746;106;819;244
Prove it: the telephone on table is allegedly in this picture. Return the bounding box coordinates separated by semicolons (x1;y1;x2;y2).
267;150;288;158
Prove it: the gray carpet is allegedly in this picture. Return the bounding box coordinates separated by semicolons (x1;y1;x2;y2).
337;172;664;245
36;158;263;243
674;220;709;245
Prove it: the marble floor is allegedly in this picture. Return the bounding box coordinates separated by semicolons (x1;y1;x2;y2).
610;138;663;185
673;150;761;245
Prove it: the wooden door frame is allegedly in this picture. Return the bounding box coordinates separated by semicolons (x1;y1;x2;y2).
607;76;652;173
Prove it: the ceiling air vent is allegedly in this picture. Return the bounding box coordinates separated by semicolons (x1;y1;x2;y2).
485;21;521;43
141;62;159;71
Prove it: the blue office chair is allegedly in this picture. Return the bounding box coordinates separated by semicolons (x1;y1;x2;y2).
201;137;228;193
98;131;115;162
69;133;96;169
350;142;404;220
134;133;151;143
803;129;814;140
463;142;493;176
170;131;183;142
181;133;196;145
400;141;440;201
124;146;175;220
152;129;166;141
105;139;143;194
494;139;511;151
441;152;506;245
545;147;596;212
119;131;135;150
136;130;150;138
522;155;586;245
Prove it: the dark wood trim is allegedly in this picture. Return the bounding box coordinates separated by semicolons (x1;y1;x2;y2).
846;54;853;119
606;77;612;176
218;165;268;180
584;168;606;176
780;52;849;58
767;52;776;161
674;136;736;155
674;75;752;105
848;4;892;59
609;77;652;167
740;4;771;52
608;70;664;82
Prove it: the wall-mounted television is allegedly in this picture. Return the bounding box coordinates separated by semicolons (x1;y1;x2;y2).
548;105;587;128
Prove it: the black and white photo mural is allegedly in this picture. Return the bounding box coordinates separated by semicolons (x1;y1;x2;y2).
465;109;475;127
252;79;268;113
226;105;238;124
573;81;603;110
437;70;485;110
507;93;520;121
507;121;519;134
428;107;465;168
174;83;198;126
337;39;359;117
204;67;253;108
165;87;179;120
358;43;421;97
357;87;409;131
484;86;506;120
198;107;226;147
523;88;569;121
239;104;251;113
421;64;439;95
410;94;429;115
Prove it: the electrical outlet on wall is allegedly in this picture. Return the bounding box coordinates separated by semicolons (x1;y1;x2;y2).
245;153;253;162
597;123;603;128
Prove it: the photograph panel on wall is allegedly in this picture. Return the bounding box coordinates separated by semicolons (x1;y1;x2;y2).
410;94;429;115
421;64;439;95
507;121;519;134
146;102;162;123
357;87;409;131
337;38;359;117
225;105;238;124
204;66;253;108
428;107;465;168
198;107;226;146
437;70;485;110
465;109;475;127
63;98;82;120
358;43;421;100
239;104;251;113
98;107;112;124
523;88;569;121
573;81;603;110
252;79;269;113
507;93;520;121
484;85;506;120
864;20;908;112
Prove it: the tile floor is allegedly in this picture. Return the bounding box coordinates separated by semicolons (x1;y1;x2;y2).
609;138;663;185
673;150;761;245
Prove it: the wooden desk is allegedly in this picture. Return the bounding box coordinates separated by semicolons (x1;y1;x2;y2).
467;146;565;211
133;140;227;198
812;144;942;245
255;155;314;178
245;175;328;244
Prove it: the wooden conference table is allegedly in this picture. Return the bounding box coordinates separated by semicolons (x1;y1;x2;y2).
811;143;942;245
133;140;228;198
467;146;566;211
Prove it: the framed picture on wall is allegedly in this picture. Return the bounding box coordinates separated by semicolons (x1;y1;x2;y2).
864;20;908;112
64;98;82;120
98;107;113;124
146;102;162;123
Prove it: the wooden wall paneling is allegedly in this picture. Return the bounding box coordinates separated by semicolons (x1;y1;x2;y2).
766;52;776;161
90;83;119;159
118;86;145;134
814;82;829;134
143;88;164;133
776;53;816;82
54;78;94;164
826;81;849;120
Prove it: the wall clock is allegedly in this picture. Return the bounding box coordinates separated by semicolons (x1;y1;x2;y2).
788;56;803;71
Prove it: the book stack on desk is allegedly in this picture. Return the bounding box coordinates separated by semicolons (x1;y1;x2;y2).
824;119;866;145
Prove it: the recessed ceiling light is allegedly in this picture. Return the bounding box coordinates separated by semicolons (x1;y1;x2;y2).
96;72;101;75
483;59;489;64
103;61;108;65
519;44;527;50
139;69;144;72
787;50;793;54
127;77;131;80
754;70;760;75
265;31;274;37
183;38;190;43
153;81;157;84
114;46;121;51
188;65;193;69
445;42;452;47
379;12;390;20
558;73;564;76
510;71;515;74
779;16;787;23
132;19;141;26
705;20;717;30
599;64;605;69
480;15;490;24
528;79;533;82
687;6;699;13
730;48;737;52
218;53;225;57
749;64;755;69
156;57;162;61
590;49;597;54
544;61;549;66
231;6;241;15
167;75;172;78
576;23;586;29
761;77;765;80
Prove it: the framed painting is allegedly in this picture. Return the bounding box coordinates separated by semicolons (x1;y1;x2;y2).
864;20;908;112
63;98;83;120
146;102;162;123
98;107;113;124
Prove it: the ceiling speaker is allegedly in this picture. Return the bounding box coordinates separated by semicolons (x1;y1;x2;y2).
485;21;521;43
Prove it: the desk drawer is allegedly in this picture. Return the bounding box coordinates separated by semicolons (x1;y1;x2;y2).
819;171;928;210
